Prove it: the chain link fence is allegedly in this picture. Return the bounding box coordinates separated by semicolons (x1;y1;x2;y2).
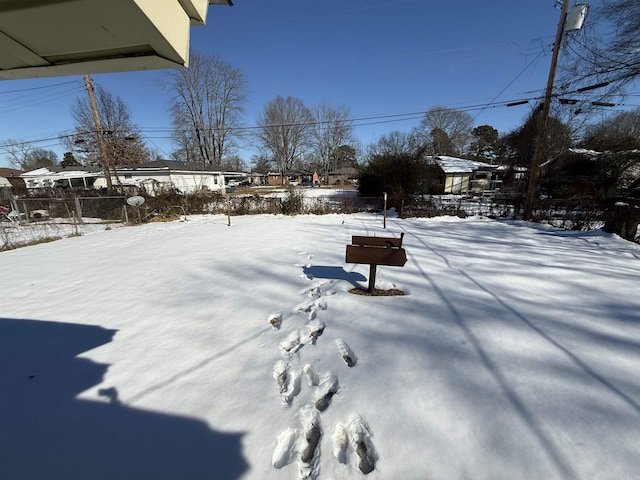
1;196;128;251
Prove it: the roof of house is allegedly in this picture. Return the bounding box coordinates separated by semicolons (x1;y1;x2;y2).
432;156;497;174
117;160;224;173
0;167;23;178
20;161;225;178
20;166;101;178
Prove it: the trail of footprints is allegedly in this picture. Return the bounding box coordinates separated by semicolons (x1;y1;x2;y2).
267;252;378;479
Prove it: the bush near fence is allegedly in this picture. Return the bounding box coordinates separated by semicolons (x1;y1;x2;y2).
4;188;637;250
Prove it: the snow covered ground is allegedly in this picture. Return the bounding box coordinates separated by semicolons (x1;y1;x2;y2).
1;213;639;480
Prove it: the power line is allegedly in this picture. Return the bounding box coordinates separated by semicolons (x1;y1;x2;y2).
0;80;81;95
472;49;548;122
3;86;638;152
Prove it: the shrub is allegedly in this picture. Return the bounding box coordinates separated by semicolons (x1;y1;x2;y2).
281;187;304;215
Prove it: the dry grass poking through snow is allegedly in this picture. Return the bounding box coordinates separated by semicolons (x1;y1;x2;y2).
348;287;404;296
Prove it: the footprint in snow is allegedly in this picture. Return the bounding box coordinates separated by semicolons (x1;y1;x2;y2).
348;414;378;475
273;360;302;405
282;370;302;405
314;371;339;412
303;364;319;387
273;360;290;394
268;312;282;329
332;423;349;464
296;297;327;314
272;427;297;469
336;339;357;367
280;330;303;355
307;320;325;344
298;406;322;478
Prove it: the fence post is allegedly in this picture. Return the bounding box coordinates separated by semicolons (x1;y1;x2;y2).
21;201;30;223
383;192;388;229
74;197;84;224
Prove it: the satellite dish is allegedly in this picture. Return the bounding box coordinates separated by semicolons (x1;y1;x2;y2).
126;195;145;207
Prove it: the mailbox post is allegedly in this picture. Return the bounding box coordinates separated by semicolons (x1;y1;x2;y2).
345;233;406;294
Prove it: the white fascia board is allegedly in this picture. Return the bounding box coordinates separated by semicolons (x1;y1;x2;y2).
134;0;191;64
179;0;209;25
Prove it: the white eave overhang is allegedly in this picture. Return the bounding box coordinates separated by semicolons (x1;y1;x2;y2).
0;0;232;80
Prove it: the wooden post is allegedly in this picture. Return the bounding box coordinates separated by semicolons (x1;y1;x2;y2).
383;192;388;229
227;195;231;226
368;264;377;294
84;74;113;189
523;0;571;220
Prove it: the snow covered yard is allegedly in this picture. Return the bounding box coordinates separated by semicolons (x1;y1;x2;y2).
1;213;639;480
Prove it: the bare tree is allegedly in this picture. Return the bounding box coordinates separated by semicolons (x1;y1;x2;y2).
250;153;273;175
367;130;414;159
310;102;354;182
416;106;474;156
256;96;313;182
165;52;247;168
1;140;58;170
556;0;640;117
62;86;150;166
582;108;640;151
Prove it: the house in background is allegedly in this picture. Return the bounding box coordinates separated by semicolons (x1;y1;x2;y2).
327;167;358;186
20;166;101;192
0;176;11;201
431;156;500;194
93;161;226;195
0;168;25;192
266;170;314;186
19;161;226;196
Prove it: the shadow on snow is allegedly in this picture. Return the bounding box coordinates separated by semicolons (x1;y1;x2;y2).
302;265;366;287
0;317;248;480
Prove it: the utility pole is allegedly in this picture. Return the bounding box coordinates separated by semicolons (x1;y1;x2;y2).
84;74;112;189
522;0;571;220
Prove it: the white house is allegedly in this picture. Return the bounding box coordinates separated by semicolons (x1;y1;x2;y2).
20;161;226;195
92;161;226;195
20;167;101;191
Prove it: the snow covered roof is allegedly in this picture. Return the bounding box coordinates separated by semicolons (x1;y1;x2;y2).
432;156;497;174
569;148;602;157
0;176;11;187
20;167;100;179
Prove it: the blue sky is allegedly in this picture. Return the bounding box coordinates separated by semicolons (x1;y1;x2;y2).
0;1;601;168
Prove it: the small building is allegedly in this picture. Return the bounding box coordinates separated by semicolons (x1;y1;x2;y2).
327;167;358;186
430;156;499;194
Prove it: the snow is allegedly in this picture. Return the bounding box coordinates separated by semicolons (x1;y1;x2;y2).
433;155;496;173
2;213;640;480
